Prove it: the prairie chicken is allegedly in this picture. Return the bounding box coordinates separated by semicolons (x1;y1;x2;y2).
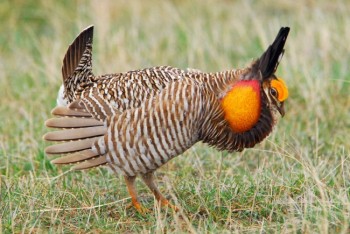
44;26;290;212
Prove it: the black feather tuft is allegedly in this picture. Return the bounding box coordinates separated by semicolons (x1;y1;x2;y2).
256;27;290;79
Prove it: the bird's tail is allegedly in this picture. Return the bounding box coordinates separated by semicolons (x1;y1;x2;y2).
61;25;95;103
43;88;116;170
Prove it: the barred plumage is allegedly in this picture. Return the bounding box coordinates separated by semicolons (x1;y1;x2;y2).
58;26;246;111
44;26;290;212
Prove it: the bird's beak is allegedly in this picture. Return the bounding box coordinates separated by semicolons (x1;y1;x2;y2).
277;102;285;117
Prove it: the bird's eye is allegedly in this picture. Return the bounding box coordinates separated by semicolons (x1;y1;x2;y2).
270;88;278;98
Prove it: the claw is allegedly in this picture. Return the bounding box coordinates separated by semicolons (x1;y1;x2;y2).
127;201;150;214
160;199;179;212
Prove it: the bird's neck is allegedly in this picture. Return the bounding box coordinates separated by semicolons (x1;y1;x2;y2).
220;80;261;133
189;69;245;96
199;83;274;152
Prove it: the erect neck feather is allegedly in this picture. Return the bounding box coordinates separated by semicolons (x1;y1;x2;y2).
220;80;261;133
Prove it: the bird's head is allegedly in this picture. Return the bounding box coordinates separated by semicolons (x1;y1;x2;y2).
262;76;288;117
253;27;290;118
221;27;290;133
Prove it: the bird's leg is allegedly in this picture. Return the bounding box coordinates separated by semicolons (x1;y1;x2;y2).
141;172;179;211
124;175;148;213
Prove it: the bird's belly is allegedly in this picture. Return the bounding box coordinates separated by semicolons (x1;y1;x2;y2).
106;134;197;176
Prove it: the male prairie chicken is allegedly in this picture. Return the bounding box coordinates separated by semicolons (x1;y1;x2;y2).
44;26;290;212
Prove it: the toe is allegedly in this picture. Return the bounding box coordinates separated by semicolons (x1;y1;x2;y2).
161;199;179;212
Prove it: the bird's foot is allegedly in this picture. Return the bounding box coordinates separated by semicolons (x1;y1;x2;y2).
160;199;179;212
127;201;150;214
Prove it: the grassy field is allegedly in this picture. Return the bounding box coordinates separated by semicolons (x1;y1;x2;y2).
1;0;350;233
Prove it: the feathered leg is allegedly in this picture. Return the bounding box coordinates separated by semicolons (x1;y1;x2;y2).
124;176;149;214
141;172;179;211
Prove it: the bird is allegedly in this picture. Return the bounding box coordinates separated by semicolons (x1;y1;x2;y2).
44;26;290;213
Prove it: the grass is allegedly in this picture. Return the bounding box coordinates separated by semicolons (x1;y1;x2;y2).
1;0;350;232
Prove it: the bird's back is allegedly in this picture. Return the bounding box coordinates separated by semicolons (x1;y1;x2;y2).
76;66;187;111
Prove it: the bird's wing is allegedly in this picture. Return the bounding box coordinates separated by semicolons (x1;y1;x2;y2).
44;80;212;173
92;79;209;175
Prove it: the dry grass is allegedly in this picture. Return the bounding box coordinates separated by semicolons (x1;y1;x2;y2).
1;0;350;233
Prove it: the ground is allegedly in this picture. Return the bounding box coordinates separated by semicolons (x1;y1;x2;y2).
1;0;349;233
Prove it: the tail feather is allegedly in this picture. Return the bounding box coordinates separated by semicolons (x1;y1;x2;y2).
62;25;95;103
68;100;86;110
44;99;109;170
72;156;108;170
62;25;94;83
51;149;99;164
43;126;106;141
45;117;103;128
51;106;92;117
45;137;100;155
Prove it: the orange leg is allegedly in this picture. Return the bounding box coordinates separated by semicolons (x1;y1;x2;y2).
141;172;179;211
124;175;149;214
